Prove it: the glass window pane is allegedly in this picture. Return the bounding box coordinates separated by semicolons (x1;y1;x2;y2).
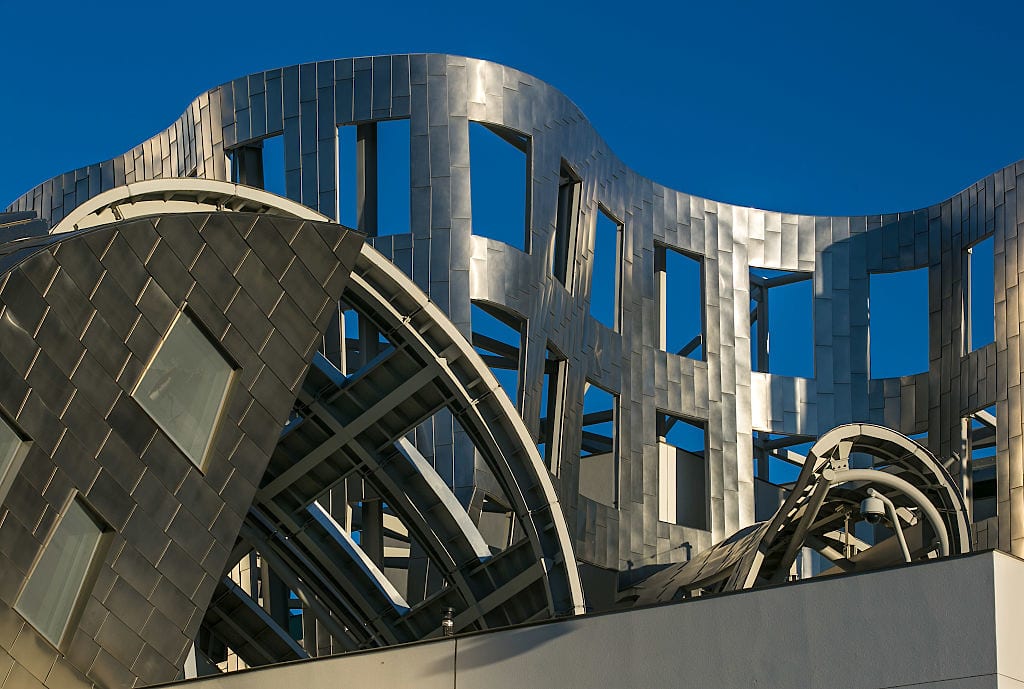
17;500;104;645
134;312;234;468
0;419;21;481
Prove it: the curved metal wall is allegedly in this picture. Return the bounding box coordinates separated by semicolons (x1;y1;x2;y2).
6;54;1015;562
0;212;362;688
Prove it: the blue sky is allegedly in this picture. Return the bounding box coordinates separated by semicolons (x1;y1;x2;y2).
0;0;1014;381
4;1;1023;215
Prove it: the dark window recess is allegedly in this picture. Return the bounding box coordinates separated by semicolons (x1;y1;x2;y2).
471;302;524;409
869;268;929;378
477;495;517;552
969;405;997;522
552;162;581;285
966;236;995;352
469;122;530;251
749;268;813;377
656;245;704;360
578;382;617;507
590;208;622;330
538;345;566;471
657;413;707;529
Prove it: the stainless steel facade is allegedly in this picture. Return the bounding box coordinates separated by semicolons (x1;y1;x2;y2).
0;54;1013;687
9;54;1009;560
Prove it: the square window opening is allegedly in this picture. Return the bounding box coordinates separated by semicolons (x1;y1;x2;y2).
749;268;813;377
656;245;705;360
132;310;237;470
752;431;813;486
17;497;110;648
657;412;708;529
229;137;286;199
469;122;530;252
869;268;929;378
590;206;623;331
578;381;617;507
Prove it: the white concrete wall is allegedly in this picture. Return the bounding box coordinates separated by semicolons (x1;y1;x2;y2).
164;552;1019;689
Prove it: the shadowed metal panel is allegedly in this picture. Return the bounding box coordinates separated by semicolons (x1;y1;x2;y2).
0;211;362;688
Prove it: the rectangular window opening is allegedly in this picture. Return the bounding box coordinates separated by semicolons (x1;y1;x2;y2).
578;381;617;507
337;125;358;229
376;119;411;235
538;345;567;472
749;268;813;377
656;245;705;360
132;310;236;470
966;236;995;352
869;268;929;378
469;122;530;251
17;498;110;647
590;207;623;330
471;302;524;410
968;404;997;522
261;136;286;198
657;412;708;529
552;161;581;286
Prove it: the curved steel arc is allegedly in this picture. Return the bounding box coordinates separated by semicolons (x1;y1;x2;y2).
627;424;971;605
823;468;950;557
344;242;585;613
49;178;330;232
236;238;584;652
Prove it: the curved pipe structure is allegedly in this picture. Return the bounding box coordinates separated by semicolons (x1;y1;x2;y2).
823;468;949;557
50;178;330;232
627;424;971;605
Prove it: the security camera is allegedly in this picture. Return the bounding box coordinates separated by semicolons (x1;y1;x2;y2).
860;495;886;525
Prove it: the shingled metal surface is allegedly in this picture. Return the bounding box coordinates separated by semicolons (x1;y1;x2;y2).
0;212;361;688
